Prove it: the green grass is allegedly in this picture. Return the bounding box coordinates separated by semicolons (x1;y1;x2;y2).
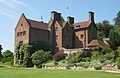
0;62;11;66
0;67;120;78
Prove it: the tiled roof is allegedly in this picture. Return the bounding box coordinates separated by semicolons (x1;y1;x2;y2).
73;20;91;30
27;19;48;30
87;39;109;48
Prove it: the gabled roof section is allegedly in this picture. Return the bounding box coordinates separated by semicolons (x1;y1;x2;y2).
87;39;109;48
73;20;91;30
27;19;48;30
62;21;74;28
15;13;29;30
56;21;63;27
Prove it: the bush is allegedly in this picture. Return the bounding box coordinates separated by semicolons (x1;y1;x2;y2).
54;61;58;66
43;62;55;67
90;60;103;70
117;57;120;69
101;48;113;55
31;50;52;68
76;62;90;68
53;52;66;61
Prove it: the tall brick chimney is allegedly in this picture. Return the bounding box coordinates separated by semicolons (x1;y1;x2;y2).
51;11;61;21
89;11;94;22
67;16;74;24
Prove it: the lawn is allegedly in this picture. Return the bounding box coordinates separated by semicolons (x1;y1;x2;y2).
0;66;120;78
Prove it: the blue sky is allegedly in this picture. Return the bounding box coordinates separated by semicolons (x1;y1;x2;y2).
0;0;120;52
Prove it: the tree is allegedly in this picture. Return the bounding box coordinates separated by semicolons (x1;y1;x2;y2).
2;50;13;62
31;41;52;54
96;20;113;38
31;50;52;68
0;45;3;59
19;44;32;67
48;16;65;24
113;11;120;26
109;27;120;50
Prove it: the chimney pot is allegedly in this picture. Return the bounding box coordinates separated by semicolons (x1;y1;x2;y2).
51;11;61;21
67;16;74;24
89;11;94;22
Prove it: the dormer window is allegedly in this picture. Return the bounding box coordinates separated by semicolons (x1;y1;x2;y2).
76;25;80;28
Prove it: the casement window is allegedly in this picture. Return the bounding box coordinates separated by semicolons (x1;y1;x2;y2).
17;31;26;36
23;31;26;35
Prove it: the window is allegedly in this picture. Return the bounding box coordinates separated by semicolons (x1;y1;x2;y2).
19;41;23;46
56;35;58;40
80;34;84;39
76;25;80;28
17;32;20;36
55;27;58;31
17;31;26;36
23;31;26;35
21;24;23;27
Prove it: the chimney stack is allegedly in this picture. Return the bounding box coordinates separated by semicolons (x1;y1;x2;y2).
89;11;94;22
67;16;74;24
51;11;61;21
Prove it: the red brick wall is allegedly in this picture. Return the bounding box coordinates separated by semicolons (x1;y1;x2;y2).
29;28;49;43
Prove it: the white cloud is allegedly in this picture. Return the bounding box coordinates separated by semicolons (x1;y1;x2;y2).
0;0;32;19
0;11;17;19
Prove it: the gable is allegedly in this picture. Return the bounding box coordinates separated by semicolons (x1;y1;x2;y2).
15;14;30;31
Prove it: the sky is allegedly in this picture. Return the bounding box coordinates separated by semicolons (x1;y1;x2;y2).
0;0;120;52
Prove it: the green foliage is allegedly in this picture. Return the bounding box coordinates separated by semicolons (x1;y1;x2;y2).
2;50;13;62
31;50;52;68
54;61;58;66
48;16;65;24
113;11;120;26
109;27;120;50
91;51;100;60
77;62;90;68
93;46;102;52
31;41;52;54
75;51;84;62
100;48;113;55
117;57;120;69
3;50;13;58
103;52;114;60
90;60;103;70
19;44;32;67
96;20;113;38
97;31;106;39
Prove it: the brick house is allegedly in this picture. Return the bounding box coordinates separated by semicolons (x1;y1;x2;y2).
14;11;109;65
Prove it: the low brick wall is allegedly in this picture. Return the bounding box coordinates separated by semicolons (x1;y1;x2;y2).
102;65;118;71
44;65;118;71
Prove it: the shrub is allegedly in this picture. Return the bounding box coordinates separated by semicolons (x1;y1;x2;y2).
43;62;55;67
100;48;113;55
54;61;58;66
31;50;52;68
76;62;90;68
117;57;120;69
90;60;103;70
53;52;66;61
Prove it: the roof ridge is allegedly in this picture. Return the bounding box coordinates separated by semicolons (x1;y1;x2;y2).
27;19;48;24
74;20;90;24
